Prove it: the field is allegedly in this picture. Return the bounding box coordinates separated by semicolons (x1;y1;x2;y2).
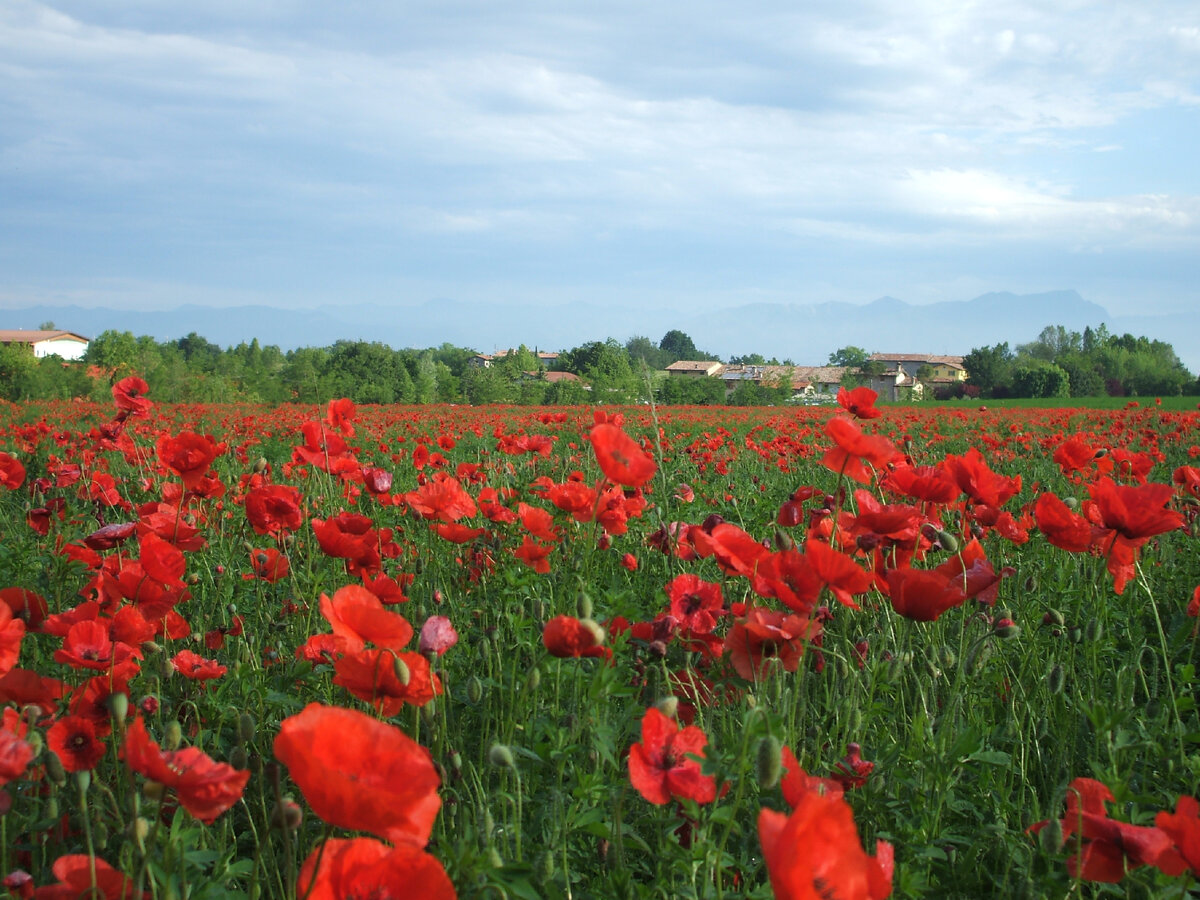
1;389;1198;899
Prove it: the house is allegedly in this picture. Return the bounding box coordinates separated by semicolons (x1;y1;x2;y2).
718;364;851;401
869;353;966;382
665;360;725;377
0;330;90;361
469;349;560;369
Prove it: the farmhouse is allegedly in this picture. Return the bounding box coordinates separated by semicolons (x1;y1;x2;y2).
469;349;560;368
0;329;90;361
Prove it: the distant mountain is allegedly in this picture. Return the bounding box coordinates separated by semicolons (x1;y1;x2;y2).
3;290;1196;371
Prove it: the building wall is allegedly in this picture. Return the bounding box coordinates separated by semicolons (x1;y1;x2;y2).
34;338;88;361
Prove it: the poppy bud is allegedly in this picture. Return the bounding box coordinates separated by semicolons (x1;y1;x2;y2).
141;640;162;656
754;735;783;790
44;751;67;786
253;457;269;474
1043;609;1065;627
131;816;151;849
466;676;483;704
937;645;956;670
1063;496;1079;510
1047;664;1065;695
993;620;1020;640
237;713;256;745
164;720;183;751
1038;817;1064;854
654;696;679;720
576;591;593;620
229;746;249;770
74;769;91;794
937;530;959;553
272;798;304;831
1068;625;1083;644
392;656;411;686
488;743;516;770
773;527;796;552
488;847;504;869
24;730;43;757
1084;618;1103;643
106;692;129;727
535;849;556;886
525;666;541;693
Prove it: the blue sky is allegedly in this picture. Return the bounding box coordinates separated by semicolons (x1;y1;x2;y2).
2;0;1198;327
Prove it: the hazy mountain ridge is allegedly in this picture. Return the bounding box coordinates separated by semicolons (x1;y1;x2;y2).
3;291;1196;371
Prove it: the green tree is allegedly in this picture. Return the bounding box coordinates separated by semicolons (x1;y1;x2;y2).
84;330;140;376
0;342;38;400
828;346;870;368
963;342;1015;397
1011;361;1070;398
659;330;701;363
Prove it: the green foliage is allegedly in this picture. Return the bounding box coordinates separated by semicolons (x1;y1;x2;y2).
968;325;1194;399
828;345;870;368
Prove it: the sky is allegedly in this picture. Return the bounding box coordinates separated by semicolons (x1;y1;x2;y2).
2;0;1199;328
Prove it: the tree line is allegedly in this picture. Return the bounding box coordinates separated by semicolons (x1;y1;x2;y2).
2;321;1193;405
962;324;1195;399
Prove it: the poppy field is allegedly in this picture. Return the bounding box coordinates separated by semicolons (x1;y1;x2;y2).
1;384;1199;898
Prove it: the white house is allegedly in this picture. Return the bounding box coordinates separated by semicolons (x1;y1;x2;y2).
0;330;90;361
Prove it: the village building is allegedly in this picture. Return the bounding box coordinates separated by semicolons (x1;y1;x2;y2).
0;329;90;361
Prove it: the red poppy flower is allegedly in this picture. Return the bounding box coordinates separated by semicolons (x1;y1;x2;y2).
628;706;718;806
1089;477;1184;542
0;603;25;678
111;375;152;419
273;703;442;847
726;607;820;681
780;744;843;807
884;568;966;622
245;484;305;536
296;838;455;900
333;648;441;714
325;397;357;436
517;503;560;543
0;723;34;788
1156;795;1200;876
46;715;106;772
665;574;724;634
881;463;960;504
1034;493;1095;553
588;423;657;488
135;502;206;551
171;649;227;681
821;416;900;484
320;584;414;652
542;615;609;660
53;620;142;675
139;532;186;586
838;385;882;419
513;535;555;573
1030;778;1186;882
0;668;66;715
404;473;477;523
122;717;249;824
0;453;25;490
156;431;221;490
248;547;290;582
33;854;147;900
830;742;875;790
83;522;137;551
942;447;1021;508
546;480;598;521
759;789;893;899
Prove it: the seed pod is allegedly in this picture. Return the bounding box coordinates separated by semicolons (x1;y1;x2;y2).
754;735;783;790
1063;496;1079;510
74;769;91;794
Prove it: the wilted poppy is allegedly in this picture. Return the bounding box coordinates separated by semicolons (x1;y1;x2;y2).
273;703;442;847
418;615;458;657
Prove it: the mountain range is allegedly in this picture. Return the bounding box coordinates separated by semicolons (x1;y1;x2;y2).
3;290;1197;371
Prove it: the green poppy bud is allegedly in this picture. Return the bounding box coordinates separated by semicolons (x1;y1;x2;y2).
392;656;411;686
576;590;593;620
466;675;483;704
654;696;679;720
488;743;516;770
1047;664;1065;695
237;713;256;745
44;751;67;786
164;720;183;751
107;692;129;727
755;735;783;790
